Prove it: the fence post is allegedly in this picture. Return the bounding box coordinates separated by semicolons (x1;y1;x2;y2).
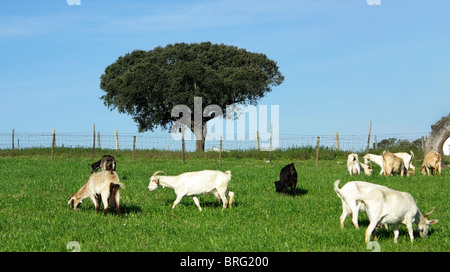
334;132;340;151
374;135;378;150
366;120;372;153
51;129;56;160
11;129;15;158
97;132;101;149
133;135;136;161
115;130;119;151
269;124;273;164
421;136;425;152
92;124;96;158
315;136;320;166
181;125;186;164
219;137;223;163
255;130;260;151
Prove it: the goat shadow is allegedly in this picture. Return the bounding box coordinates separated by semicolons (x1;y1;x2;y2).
163;196;239;209
272;186;308;197
351;219;438;241
107;204;143;216
294;187;308;197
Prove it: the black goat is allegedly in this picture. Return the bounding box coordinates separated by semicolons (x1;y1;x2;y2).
273;163;297;197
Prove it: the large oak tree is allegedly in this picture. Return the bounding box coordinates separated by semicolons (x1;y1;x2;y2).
100;42;284;151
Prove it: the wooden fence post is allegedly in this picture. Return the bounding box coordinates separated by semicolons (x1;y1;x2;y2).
51;129;56;160
334;132;340;151
315;136;320;166
366;120;372;153
97;132;101;149
269;124;273;164
92;124;96;158
11;129;14;158
421;136;425;152
133;135;136;161
374;135;378;150
255;130;260;151
115;130;119;151
219;137;223;163
181;125;186;164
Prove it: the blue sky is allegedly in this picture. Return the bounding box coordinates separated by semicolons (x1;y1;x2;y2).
1;0;449;139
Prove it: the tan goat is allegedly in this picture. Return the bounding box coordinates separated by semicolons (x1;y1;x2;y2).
68;171;125;216
420;150;442;176
382;151;405;176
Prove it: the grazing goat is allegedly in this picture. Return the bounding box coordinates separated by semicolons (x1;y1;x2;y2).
394;150;415;174
355;187;438;243
68;171;125;216
147;170;234;211
89;155;116;173
420;150;442;176
364;154;384;175
334;180;387;229
360;163;373;176
347;153;361;175
382;151;405;176
364;151;414;175
273;163;298;196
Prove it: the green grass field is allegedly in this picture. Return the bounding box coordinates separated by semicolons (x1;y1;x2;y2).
0;148;448;252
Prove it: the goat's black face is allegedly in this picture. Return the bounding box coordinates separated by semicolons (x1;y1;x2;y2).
273;181;283;192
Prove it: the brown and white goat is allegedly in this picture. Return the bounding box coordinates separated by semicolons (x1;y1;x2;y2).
89;155;116;173
68;171;125;216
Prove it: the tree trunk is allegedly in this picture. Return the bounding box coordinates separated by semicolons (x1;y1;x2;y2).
194;123;207;152
196;138;205;152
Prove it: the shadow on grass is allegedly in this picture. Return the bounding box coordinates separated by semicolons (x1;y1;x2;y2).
105;204;143;216
272;187;308;197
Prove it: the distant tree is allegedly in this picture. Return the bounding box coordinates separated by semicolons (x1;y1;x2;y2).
377;138;398;149
100;42;284;151
376;137;422;152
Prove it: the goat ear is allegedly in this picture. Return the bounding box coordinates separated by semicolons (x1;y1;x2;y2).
429;219;438;225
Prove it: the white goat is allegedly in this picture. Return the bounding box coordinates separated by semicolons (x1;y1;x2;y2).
360;163;373;176
394;150;415;174
347;153;361;175
334;180;387;229
356;186;438;243
147;170;235;211
68;171;125;216
364;154;384;175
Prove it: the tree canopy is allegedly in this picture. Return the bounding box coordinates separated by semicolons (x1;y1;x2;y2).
100;42;284;151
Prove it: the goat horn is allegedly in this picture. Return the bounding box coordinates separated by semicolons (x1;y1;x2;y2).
424;207;435;219
152;171;166;177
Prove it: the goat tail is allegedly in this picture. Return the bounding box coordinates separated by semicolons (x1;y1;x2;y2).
333;179;342;197
113;181;126;190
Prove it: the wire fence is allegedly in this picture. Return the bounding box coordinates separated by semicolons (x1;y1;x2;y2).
0;130;429;153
